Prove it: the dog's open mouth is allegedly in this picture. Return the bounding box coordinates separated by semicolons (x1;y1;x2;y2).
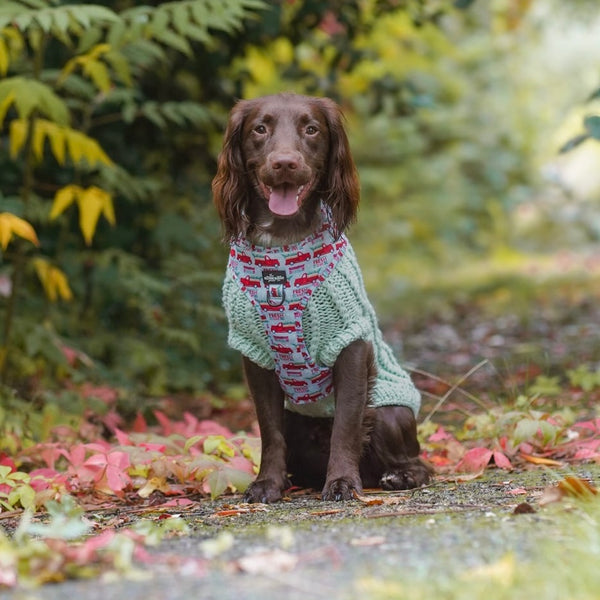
259;181;312;216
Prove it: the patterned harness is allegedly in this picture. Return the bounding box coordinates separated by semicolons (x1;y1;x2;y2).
228;208;347;405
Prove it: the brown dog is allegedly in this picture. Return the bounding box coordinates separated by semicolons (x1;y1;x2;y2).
213;93;431;502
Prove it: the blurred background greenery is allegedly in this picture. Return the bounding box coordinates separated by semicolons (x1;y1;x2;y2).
0;0;599;406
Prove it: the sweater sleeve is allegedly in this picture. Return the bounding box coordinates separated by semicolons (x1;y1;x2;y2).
304;246;421;417
222;270;275;370
302;248;373;367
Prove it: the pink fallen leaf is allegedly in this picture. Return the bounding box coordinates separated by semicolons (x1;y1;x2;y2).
573;419;600;433
455;447;492;472
428;426;455;442
492;451;513;470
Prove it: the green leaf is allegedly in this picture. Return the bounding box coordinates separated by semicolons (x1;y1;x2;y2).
207;468;228;499
227;468;254;493
152;28;193;56
0;77;70;125
141;102;167;128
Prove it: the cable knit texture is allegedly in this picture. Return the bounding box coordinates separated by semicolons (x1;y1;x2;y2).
222;210;421;418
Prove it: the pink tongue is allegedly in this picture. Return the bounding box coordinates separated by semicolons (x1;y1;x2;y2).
268;184;299;216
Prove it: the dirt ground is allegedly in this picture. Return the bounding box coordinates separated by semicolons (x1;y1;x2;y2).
3;465;599;600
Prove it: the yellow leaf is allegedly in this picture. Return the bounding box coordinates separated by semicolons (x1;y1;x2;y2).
0;38;8;76
45;121;66;165
33;258;73;302
50;266;73;301
9;119;27;158
50;185;81;220
32;119;46;162
83;59;111;93
65;128;113;167
245;46;276;86
59;44;113;92
77;186;114;245
0;213;39;250
0;89;15;126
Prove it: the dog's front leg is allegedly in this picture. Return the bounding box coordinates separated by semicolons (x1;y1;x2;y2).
242;357;289;503
322;339;373;501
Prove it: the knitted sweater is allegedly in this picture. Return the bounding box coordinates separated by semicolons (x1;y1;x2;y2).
222;207;421;418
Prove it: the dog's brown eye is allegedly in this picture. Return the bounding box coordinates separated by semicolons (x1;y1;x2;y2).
254;125;267;134
305;125;318;135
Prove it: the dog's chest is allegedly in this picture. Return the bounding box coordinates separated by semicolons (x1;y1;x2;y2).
228;218;348;404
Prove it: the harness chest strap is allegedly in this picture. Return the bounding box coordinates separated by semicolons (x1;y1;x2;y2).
228;212;347;404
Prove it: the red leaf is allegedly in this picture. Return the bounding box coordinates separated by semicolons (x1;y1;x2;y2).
574;419;600;434
429;426;455;442
191;417;234;438
132;412;148;432
114;428;132;446
0;454;16;470
456;447;492;472
492;451;513;470
153;410;173;434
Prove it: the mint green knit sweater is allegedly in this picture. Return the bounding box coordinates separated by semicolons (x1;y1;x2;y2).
222;241;421;419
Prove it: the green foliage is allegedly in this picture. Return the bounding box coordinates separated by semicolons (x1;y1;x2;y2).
0;0;264;397
567;365;600;392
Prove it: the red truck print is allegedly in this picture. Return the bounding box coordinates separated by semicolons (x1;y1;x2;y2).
282;379;307;388
272;344;294;354
236;251;252;264
240;276;261;288
285;251;311;265
281;362;303;371
256;255;280;267
294;272;321;287
314;243;334;258
270;322;297;334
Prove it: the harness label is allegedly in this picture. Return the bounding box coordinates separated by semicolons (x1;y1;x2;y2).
262;270;287;307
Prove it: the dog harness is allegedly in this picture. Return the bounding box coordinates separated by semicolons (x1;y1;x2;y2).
227;206;346;404
222;204;421;418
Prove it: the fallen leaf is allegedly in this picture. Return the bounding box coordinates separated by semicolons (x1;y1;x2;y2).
558;475;597;497
492;451;513;470
350;536;386;547
455;447;492;472
237;549;298;575
520;452;563;466
539;476;597;506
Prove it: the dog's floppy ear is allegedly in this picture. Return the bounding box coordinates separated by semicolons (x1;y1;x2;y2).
212;100;252;240
317;98;360;236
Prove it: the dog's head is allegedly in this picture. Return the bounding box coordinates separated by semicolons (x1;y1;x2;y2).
212;93;360;241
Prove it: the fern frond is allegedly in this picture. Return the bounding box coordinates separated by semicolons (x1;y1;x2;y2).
0;76;69;125
119;0;265;54
93;164;161;203
0;4;119;39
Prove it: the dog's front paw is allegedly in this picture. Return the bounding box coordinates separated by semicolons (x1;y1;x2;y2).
244;479;286;504
321;477;362;501
380;458;432;490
